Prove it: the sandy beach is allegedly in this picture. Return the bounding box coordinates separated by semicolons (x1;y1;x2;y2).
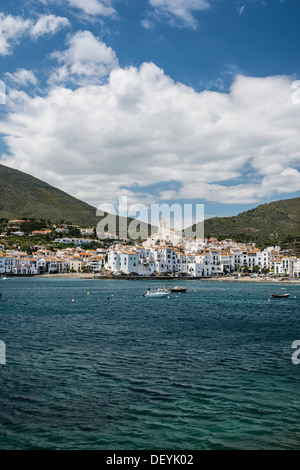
32;272;300;284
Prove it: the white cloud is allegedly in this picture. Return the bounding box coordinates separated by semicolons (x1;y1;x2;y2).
147;0;211;28
66;0;116;16
4;69;38;87
30;14;69;39
49;30;119;85
141;19;155;30
38;0;116;17
0;13;32;55
0;61;300;208
0;13;69;56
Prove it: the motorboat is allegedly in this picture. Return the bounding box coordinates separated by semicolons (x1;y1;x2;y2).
143;287;170;297
170;286;187;292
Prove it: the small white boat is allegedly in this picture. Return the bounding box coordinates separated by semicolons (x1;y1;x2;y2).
143;287;169;297
2;277;12;280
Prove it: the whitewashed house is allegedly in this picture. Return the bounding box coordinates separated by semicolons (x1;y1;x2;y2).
0;255;15;274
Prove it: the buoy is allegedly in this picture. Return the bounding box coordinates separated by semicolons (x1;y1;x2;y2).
24;302;27;305
87;292;90;295
72;299;75;302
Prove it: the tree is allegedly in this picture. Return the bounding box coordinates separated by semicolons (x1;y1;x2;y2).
68;226;81;237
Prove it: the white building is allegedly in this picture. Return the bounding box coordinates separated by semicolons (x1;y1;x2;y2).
106;250;140;274
293;259;300;278
0;255;15;274
143;216;184;248
271;257;294;276
85;256;105;273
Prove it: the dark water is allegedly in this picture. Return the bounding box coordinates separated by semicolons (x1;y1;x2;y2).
0;278;299;450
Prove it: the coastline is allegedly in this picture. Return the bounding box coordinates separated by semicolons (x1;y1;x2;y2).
29;272;300;284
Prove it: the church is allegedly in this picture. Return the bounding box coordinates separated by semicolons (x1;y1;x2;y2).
143;216;184;248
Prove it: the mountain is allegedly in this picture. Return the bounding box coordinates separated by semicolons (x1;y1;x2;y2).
188;197;300;247
2;163;299;246
0;163;137;233
0;163;102;226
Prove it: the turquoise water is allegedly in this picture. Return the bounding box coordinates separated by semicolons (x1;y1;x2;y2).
0;278;299;450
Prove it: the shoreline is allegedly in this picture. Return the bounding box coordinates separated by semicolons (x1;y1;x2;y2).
10;272;300;284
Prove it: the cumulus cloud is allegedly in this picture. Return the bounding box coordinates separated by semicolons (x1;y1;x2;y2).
49;30;119;85
0;61;299;208
0;13;69;55
146;0;211;28
30;14;70;39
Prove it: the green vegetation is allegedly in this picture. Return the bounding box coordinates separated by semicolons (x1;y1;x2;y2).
0;163;103;226
0;164;150;234
1;164;299;251
189;197;300;251
0;213;123;253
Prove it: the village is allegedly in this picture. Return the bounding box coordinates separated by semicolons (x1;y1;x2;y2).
0;217;300;278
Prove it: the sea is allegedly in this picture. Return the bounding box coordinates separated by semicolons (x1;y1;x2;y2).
0;277;299;450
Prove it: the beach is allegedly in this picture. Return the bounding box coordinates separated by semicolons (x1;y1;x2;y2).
32;272;300;284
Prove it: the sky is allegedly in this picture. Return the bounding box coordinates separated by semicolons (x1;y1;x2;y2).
0;0;300;224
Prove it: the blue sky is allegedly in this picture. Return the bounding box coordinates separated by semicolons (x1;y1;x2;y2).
0;0;300;222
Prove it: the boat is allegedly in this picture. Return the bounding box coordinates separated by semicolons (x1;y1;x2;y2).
271;292;290;298
270;287;290;298
143;286;170;297
170;286;187;292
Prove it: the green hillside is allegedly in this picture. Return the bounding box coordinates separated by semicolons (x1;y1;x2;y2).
190;197;300;248
0;163;103;226
0;163;151;236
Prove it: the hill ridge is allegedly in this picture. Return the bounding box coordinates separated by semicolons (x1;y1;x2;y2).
0;163;102;226
188;196;300;247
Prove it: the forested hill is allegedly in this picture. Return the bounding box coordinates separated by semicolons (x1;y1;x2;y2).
189;197;300;249
0;163;101;226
